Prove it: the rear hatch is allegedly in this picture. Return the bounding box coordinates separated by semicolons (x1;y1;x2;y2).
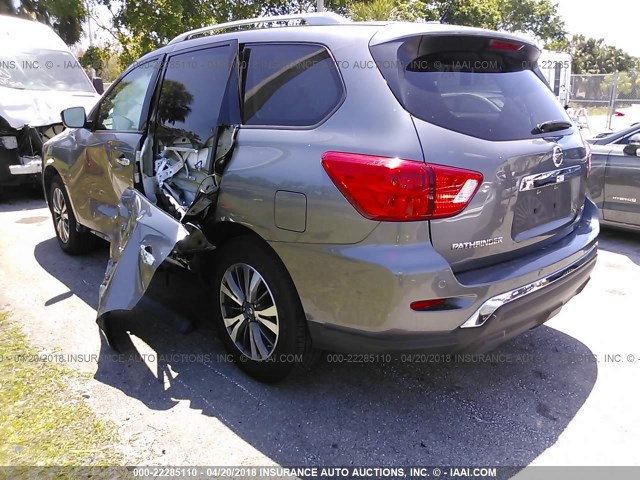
370;29;589;272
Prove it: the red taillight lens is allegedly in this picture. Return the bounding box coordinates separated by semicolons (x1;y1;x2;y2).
585;142;592;177
410;299;446;311
321;151;482;221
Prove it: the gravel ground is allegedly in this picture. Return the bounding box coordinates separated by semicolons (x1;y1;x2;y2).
0;187;639;468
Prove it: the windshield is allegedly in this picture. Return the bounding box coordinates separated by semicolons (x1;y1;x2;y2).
0;49;94;93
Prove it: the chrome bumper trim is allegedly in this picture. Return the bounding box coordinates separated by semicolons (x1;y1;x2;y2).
460;245;596;329
9;156;42;175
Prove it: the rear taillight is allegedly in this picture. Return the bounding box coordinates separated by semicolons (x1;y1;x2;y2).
321;152;482;222
585;142;592;177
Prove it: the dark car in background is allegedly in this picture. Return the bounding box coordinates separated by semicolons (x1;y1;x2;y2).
587;125;640;231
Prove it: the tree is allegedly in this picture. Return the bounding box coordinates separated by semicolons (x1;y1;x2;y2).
2;0;87;45
436;0;565;40
349;0;400;21
547;35;639;74
348;0;435;21
97;0;566;68
98;1;298;67
347;0;565;39
498;0;565;42
79;45;111;77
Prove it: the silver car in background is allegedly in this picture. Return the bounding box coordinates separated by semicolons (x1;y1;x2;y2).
42;13;598;382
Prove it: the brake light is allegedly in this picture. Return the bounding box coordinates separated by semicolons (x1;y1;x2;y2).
489;39;524;51
585;142;592;177
321;152;482;221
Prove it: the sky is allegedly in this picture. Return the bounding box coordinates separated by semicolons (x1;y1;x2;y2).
554;0;640;56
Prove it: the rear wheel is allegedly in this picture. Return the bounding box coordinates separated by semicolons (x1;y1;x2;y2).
211;236;313;382
49;177;95;255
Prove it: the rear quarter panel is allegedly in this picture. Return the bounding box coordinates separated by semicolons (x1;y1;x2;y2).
214;36;425;245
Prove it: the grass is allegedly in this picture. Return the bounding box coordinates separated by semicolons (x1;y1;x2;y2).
0;311;121;468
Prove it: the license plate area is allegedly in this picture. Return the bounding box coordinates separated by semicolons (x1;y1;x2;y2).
512;182;573;239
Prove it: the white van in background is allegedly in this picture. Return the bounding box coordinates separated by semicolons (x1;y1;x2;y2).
537;50;572;106
0;15;101;190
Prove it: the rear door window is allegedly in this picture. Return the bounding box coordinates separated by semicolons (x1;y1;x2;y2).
241;43;343;127
371;36;573;141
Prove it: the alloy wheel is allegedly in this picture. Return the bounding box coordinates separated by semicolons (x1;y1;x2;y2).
51;187;70;244
219;263;280;361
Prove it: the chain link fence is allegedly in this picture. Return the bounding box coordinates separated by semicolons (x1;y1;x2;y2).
570;72;640;135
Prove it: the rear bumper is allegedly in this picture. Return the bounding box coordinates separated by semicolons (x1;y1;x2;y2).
307;245;596;353
272;198;599;354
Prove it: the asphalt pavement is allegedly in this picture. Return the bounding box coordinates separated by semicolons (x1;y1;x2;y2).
0;187;638;468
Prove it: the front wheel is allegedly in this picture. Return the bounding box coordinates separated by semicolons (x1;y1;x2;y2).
49;177;95;255
211;236;313;382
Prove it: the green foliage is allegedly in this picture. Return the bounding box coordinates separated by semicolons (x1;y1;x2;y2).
349;0;435;21
100;51;124;83
349;0;399;21
96;0;567;68
345;0;564;38
498;0;565;41
548;34;639;74
99;0;291;67
3;0;87;45
438;0;502;29
79;45;108;75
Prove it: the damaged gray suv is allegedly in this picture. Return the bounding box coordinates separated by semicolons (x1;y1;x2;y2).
43;13;599;382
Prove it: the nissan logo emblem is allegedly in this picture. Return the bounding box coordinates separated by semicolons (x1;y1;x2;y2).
552;146;564;167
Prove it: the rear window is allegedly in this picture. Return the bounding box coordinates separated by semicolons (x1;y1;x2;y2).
241;43;344;127
371;35;572;141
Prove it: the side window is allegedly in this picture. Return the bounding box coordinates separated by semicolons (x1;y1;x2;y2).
155;46;234;158
97;59;159;131
242;43;343;127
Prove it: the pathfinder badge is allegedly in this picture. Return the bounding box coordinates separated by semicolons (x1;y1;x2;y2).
452;236;504;250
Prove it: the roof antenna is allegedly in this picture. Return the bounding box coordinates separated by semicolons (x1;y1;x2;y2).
439;0;455;24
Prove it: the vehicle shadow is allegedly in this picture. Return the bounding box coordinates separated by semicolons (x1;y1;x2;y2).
33;237;598;468
598;228;640;266
0;186;47;213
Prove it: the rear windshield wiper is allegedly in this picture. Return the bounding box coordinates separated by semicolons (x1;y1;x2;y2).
531;120;573;135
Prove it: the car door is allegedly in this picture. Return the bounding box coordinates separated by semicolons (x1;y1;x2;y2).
603;143;640;226
70;57;161;235
98;40;241;331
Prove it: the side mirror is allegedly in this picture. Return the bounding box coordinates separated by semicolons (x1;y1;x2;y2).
92;77;104;95
623;133;640;156
61;107;87;129
627;133;640;145
623;145;640;157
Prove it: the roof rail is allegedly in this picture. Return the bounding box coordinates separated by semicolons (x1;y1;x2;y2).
169;12;350;44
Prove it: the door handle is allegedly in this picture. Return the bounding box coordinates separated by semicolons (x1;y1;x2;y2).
115;155;130;167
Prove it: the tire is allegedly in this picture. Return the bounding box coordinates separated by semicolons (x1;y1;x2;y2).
49;177;95;255
211;236;313;382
